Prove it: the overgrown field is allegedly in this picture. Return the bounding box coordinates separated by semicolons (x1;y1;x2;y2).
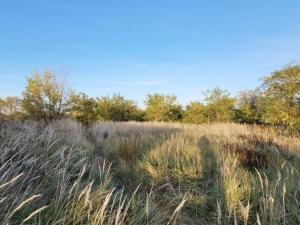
0;120;299;225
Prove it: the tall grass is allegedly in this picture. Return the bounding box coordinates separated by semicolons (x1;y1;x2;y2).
0;120;299;224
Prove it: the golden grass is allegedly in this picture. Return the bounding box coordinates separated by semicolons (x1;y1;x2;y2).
0;120;299;224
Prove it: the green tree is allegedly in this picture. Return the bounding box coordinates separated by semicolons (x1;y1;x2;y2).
23;70;69;121
97;94;144;121
203;88;235;122
235;90;262;124
183;101;206;124
260;64;300;131
68;92;98;126
144;94;183;121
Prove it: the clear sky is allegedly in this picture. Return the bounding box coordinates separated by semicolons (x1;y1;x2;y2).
1;0;300;106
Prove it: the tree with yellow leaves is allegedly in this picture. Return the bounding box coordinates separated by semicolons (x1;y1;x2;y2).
23;70;69;121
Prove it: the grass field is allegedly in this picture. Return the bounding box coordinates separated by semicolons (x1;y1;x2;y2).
0;120;299;225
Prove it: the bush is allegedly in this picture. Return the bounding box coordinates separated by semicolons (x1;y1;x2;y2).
144;94;183;122
97;94;144;121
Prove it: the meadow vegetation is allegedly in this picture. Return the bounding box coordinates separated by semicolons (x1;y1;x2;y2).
0;120;299;225
0;63;300;224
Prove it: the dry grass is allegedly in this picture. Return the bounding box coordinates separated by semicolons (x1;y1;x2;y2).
0;120;299;224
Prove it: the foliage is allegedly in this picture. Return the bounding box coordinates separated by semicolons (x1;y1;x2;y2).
68;92;98;126
144;94;183;122
22;70;69;121
97;94;144;121
235;89;262;124
259;64;300;131
0;96;24;120
203;87;236;122
0;97;5;119
183;101;207;124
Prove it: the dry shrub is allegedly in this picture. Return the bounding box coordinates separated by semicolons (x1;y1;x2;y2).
237;132;300;156
238;133;279;149
222;139;269;170
237;148;268;169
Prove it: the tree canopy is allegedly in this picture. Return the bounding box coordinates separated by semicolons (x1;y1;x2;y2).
235;90;262;124
259;64;300;131
144;94;183;122
183;101;206;124
68;92;98;126
23;70;69;121
203;88;235;122
97;94;144;121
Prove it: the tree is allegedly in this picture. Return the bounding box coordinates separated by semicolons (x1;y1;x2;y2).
0;96;24;120
203;88;235;122
259;64;300;131
235;89;262;124
97;94;144;121
23;70;69;121
144;94;183;122
68;92;98;126
0;98;5;120
183;101;206;124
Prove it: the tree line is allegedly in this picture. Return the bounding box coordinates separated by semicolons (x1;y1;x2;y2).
1;64;300;132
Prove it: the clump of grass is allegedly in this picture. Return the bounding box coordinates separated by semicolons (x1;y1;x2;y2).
218;155;253;223
139;134;203;187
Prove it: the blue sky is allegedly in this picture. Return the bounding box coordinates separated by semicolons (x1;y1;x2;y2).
1;0;300;106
